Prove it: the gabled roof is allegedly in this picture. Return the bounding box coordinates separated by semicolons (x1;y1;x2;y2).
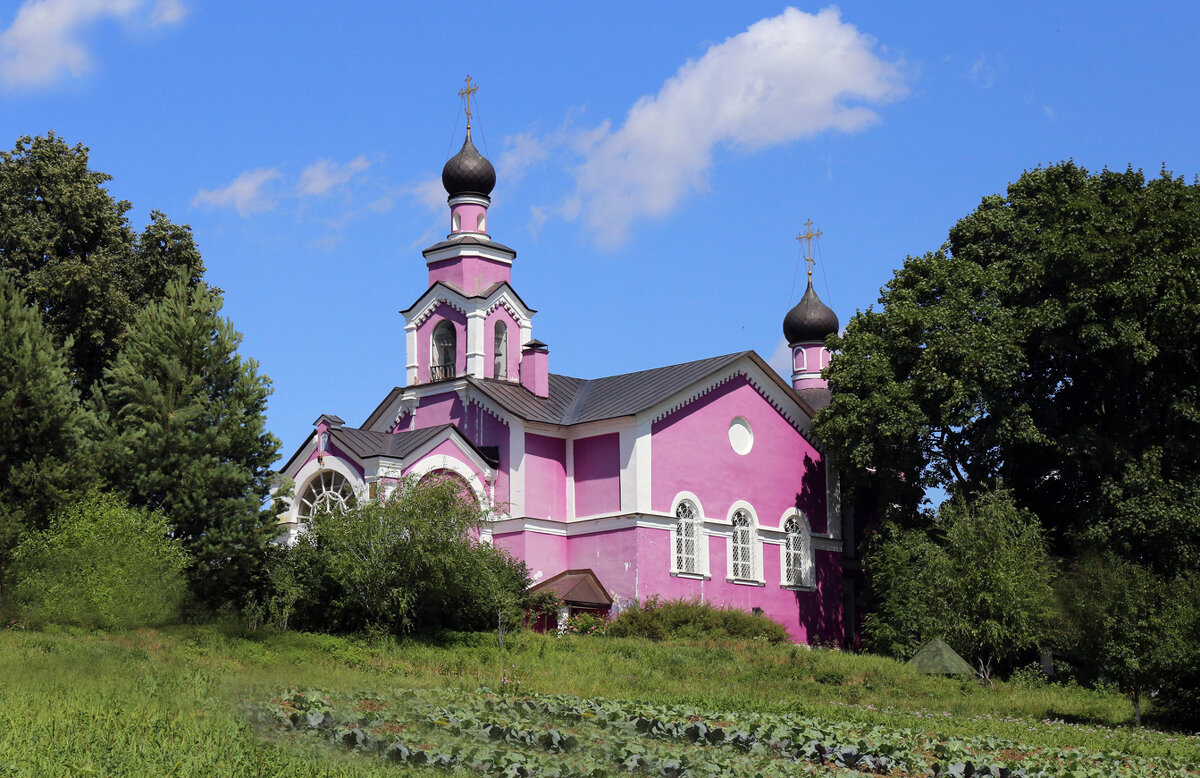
279;422;496;476
528;569;613;609
468;351;815;426
399;280;536;317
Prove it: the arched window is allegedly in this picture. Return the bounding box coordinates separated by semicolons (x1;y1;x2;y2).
784;516;813;587
297;470;356;523
674;500;700;574
493;321;508;379
431;320;456;381
476;213;486;232
731;509;755;580
452;212;461;231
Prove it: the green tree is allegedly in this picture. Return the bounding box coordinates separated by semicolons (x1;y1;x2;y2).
0;133;204;394
6;491;188;630
284;475;529;635
816;163;1200;570
0;272;93;563
1059;555;1189;725
95;274;279;608
864;487;1056;682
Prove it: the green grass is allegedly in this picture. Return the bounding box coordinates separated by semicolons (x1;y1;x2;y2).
0;624;1195;776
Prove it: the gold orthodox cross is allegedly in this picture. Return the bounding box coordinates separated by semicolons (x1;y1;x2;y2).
796;219;822;281
458;75;479;129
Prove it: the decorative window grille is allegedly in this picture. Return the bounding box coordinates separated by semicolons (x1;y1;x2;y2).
494;321;508;380
297;470;356;523
784;516;813;587
431;320;457;381
674;501;700;574
731;510;754;580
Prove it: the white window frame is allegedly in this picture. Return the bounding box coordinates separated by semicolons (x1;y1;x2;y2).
780;510;815;589
672;492;705;576
726;501;763;584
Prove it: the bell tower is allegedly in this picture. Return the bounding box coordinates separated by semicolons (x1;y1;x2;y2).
783;221;839;409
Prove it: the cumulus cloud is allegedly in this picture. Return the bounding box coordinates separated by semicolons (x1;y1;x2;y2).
149;0;185;25
297;155;371;196
568;6;906;247
497;133;548;184
193;168;281;216
0;0;185;89
409;174;447;213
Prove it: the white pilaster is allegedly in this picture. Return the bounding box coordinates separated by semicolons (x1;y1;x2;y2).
634;417;652;513
465;309;486;378
405;321;418;385
565;437;576;520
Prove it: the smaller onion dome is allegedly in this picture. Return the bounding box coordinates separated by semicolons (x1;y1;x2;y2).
441;129;496;198
783;279;839;345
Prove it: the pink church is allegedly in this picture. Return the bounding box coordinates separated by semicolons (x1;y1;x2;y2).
278;123;853;645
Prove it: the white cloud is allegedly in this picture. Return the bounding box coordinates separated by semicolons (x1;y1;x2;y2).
297;155;370;197
193;168;281;217
149;0;185;25
409;174;447;213
567;6;906;247
497;133;548;183
0;0;185;89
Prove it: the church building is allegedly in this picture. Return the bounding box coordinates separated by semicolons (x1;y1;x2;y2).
278;111;849;645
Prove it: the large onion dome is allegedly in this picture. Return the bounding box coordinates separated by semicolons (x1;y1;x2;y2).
783;279;839;345
441;129;496;198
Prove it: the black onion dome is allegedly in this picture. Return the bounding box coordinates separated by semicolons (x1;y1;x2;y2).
441;130;496;197
783;280;839;345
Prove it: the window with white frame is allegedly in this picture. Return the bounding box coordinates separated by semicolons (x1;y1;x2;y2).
493;321;508;380
674;500;701;574
297;470;356;524
783;516;814;587
431;320;457;381
731;509;755;580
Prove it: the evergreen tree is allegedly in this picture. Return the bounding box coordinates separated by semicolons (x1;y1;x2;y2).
96;274;279;607
0;133;204;395
0;272;93;563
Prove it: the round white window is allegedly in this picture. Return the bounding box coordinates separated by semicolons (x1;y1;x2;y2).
728;416;753;455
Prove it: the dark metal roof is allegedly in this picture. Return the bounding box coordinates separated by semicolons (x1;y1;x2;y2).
467;351;813;426
441;129;495;197
422;233;517;260
797;386;832;413
330;424;452;460
400;280;535;316
527;569;612;609
784;279;839;345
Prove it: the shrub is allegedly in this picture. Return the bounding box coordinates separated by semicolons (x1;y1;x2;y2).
5;492;188;629
564;611;609;637
607;598;789;643
276;475;530;635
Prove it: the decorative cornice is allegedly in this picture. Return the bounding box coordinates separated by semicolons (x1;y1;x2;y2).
409;295;468;328
647;365;811;442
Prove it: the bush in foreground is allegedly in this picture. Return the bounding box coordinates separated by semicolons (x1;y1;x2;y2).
5;492;188;629
274;475;530;635
607;597;789;643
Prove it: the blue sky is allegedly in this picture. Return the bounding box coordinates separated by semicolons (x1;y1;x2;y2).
3;1;1199;465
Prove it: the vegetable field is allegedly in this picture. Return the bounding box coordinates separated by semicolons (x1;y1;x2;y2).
251;687;1200;777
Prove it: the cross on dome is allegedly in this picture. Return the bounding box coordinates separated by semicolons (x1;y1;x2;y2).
458;75;479;130
796;219;822;282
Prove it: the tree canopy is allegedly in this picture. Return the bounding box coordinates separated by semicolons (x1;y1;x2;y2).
95;274;279;607
816;162;1200;571
0;134;204;395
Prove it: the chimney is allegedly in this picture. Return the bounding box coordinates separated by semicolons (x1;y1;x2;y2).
520;340;549;398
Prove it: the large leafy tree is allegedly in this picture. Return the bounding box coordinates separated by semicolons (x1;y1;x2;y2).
816;163;1200;571
0;272;94;563
0;133;204;395
95;274;279;607
863;486;1056;681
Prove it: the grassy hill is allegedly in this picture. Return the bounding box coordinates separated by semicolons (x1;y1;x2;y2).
0;625;1196;776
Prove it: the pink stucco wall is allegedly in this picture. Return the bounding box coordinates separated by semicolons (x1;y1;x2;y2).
494;530;568;582
566;527;640;596
484;306;521;381
525;433;567;520
427;256;511;297
300;442;365;477
650;376;828;534
411;391;511;510
415;303;467;384
573;433;620;517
